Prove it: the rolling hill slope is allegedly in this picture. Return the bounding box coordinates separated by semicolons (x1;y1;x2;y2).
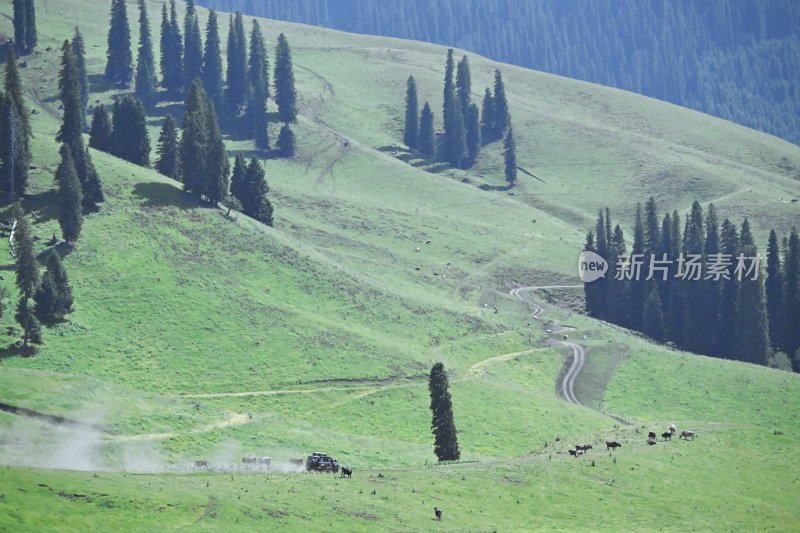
0;1;799;530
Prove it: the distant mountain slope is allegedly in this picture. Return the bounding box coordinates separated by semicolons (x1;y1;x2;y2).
200;0;800;145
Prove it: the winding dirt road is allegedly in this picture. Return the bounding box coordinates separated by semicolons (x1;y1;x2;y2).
509;285;585;405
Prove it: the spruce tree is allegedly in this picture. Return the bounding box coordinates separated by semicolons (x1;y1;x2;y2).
583;230;600;317
34;251;74;323
734;219;770;365
642;283;666;342
89;105;113;152
160;0;183;96
203;101;229;205
13;0;28;55
80;147;104;213
442;49;455;127
183;0;204;91
71;28;89;124
201;10;224;113
417;102;435;159
241;158;274;225
403;76;418;149
456;55;472;114
111;95;150;166
698;203;721;355
712;219;739;357
481;87;495;138
659;211;673;312
57;41;82;148
681;201;705;352
105;0;133;87
5;49;31;140
15;298;41;348
607;224;629;326
179;79;209;196
428;362;460;462
155;114;180;181
493;70;510;136
591;209;609;319
441;49;466;167
134;0;157;107
230;153;247;203
277;124;295;157
246;21;269;147
465;102;481;165
2;50;32;200
503;128;517;185
225;12;248;115
274;33;297;124
784;227;800;363
765;229;784;351
626;203;646;330
55;145;83;243
13;0;36;54
12;203;38;300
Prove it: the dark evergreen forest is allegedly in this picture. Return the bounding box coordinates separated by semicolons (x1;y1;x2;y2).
199;0;800;145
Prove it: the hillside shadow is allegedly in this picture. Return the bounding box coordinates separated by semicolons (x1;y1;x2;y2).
479;183;513;192
88;74;115;93
133;182;196;210
21;189;59;224
0;343;37;360
230;148;283;161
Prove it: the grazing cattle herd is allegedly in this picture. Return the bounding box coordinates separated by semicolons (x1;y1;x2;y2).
571;425;695;457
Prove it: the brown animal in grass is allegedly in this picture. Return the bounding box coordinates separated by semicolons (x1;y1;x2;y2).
340;466;353;478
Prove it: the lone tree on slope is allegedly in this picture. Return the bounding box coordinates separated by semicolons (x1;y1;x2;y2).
428;362;460;462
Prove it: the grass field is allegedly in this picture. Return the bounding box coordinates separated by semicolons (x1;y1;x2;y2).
0;0;799;530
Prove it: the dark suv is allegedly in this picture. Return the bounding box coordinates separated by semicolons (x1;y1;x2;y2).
305;452;339;473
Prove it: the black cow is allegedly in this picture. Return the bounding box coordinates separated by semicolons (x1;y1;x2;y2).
662;431;672;441
341;466;353;478
576;444;593;452
434;507;442;521
606;441;622;450
680;430;695;440
647;431;657;443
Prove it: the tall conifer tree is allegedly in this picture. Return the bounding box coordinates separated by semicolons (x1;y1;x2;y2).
465;102;481;165
71;28;89;123
155;114;180;181
183;0;203;90
55;145;83;244
783;227;800;363
493;70;510;136
89;105;113;152
246;21;269;146
403;76;418;149
160;0;183;95
135;0;157;106
765;229;784;351
417;102;435;159
274;33;297;124
503;128;517;185
111;95;150;166
105;0;133;86
202;10;224;113
428;362;460;462
456;55;471;114
225;12;248;115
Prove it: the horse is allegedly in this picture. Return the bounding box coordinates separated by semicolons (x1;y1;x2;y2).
434;507;442;521
606;441;622;450
341;466;353;478
680;430;695;440
661;431;672;441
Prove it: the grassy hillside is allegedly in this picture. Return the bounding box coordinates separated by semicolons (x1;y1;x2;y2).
0;0;799;530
